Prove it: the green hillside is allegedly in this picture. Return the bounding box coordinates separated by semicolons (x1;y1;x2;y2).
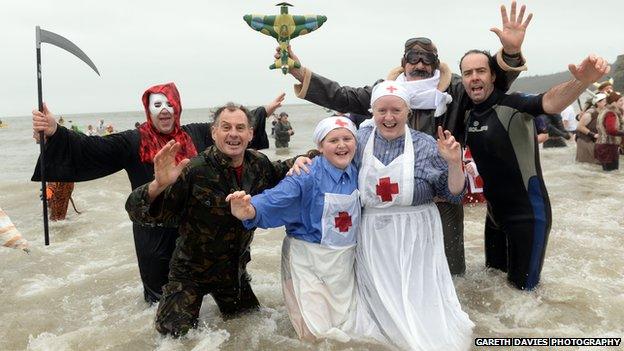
510;54;623;94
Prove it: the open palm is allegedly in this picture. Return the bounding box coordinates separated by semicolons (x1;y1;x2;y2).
436;127;461;164
569;55;611;85
153;140;190;189
490;1;533;54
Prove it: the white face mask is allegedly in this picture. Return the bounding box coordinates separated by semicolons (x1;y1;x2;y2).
148;93;174;118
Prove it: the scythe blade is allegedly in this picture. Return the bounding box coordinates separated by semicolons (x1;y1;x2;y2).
36;26;100;76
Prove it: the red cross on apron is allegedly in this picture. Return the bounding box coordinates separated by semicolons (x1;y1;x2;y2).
334;211;352;232
376;177;399;202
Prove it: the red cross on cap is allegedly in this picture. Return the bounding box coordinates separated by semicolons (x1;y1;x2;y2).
386;85;398;93
334;118;348;127
376;177;399;202
334;211;352;232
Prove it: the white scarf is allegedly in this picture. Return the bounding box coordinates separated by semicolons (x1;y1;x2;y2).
395;70;452;117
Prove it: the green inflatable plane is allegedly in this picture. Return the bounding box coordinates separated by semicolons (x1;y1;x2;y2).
244;2;327;74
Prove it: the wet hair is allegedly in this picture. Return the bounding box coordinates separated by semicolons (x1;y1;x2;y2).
212;102;254;127
459;49;510;90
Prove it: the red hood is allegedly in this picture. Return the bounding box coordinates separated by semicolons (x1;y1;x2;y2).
141;82;182;129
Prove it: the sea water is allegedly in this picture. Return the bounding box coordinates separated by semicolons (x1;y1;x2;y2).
1;105;622;350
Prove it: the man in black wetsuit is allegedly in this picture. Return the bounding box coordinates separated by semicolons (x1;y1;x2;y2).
31;82;284;303
459;50;610;290
281;1;533;276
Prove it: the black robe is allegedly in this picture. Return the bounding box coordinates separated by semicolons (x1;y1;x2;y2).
31;108;269;303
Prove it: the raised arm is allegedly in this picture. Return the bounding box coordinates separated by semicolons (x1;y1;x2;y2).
543;55;610;114
147;140;190;202
32;103;59;139
126;141;191;225
279;45;374;116
436;127;465;196
264;92;285;116
490;1;532;56
490;1;532;89
31;103;133;182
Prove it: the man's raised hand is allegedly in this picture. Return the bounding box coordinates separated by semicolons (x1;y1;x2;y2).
569;54;611;85
32;103;58;141
491;1;533;55
148;140;190;200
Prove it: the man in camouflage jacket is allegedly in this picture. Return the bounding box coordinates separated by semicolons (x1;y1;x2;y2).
126;103;298;337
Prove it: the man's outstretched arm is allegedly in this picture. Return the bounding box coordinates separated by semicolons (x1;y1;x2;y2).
542;55;610;114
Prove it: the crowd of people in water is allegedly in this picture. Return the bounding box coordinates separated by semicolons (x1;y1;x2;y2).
523;77;624;174
3;1;622;350
56;117;119;136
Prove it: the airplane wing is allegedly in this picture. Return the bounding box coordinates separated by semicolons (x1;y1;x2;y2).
243;15;279;38
290;15;327;37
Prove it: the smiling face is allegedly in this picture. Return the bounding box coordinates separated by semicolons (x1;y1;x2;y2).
372;95;409;140
211;108;253;167
460;53;496;104
318;128;356;170
148;93;175;134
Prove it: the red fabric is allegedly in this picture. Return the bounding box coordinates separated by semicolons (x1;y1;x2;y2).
232;165;244;184
594;144;619;163
138;82;197;164
462;192;486;205
462;147;486;205
603;112;624;136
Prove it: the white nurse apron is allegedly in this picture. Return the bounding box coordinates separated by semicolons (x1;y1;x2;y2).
354;126;474;351
281;189;360;342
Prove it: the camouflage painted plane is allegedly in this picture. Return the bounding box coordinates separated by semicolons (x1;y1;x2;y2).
244;2;327;74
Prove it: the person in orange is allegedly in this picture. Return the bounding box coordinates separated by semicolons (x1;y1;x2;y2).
46;182;79;221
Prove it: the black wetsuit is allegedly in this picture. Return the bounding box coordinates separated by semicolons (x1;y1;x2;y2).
32;110;269;303
465;89;551;290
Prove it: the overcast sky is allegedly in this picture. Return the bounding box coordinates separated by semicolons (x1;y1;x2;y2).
2;0;622;117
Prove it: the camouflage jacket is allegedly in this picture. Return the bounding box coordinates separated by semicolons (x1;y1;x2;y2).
125;145;295;288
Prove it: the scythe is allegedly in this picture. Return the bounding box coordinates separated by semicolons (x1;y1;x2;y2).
35;26;100;245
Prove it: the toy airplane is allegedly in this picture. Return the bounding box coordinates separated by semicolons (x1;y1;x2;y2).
244;2;327;74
